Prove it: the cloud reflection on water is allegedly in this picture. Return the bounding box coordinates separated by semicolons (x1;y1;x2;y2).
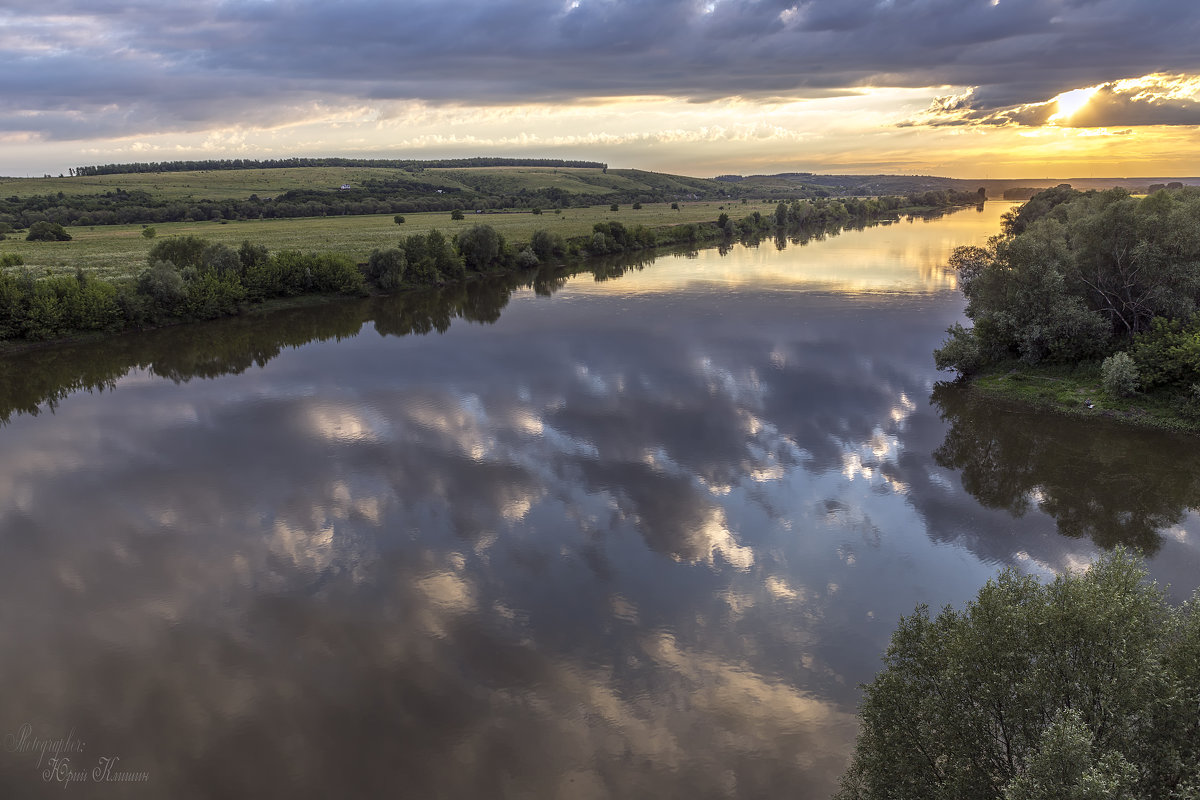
2;207;1198;797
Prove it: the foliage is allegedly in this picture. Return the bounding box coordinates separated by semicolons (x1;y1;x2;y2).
933;323;984;374
26;221;71;241
0;253;23;268
938;187;1200;375
238;240;270;272
201;243;241;276
1101;352;1140;398
456;224;506;272
514;247;539;268
529;229;565;262
450;209;465;221
1130;315;1200;391
393;215;405;225
148;235;208;270
400;230;464;285
365;248;405;291
1001;183;1080;235
141;226;156;239
837;549;1200;800
72;156;608;177
137;261;188;315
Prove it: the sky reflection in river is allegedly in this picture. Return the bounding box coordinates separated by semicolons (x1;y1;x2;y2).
1;203;1198;799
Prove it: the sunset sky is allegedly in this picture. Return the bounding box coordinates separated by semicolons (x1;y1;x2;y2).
2;0;1199;178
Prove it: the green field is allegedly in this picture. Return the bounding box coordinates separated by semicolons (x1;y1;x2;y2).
0;165;729;202
1;201;773;280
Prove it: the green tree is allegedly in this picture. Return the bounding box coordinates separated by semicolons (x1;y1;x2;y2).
148;235;208;270
26;221;72;241
366;248;406;291
456;224;505;272
450;209;465;221
837;549;1200;800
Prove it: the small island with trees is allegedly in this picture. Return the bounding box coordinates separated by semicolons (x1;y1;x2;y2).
935;184;1200;431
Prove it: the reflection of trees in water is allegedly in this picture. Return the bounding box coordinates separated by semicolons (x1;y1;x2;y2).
930;382;1200;554
0;255;659;425
0;208;941;426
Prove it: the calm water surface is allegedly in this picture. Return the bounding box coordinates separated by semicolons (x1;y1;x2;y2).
2;203;1199;798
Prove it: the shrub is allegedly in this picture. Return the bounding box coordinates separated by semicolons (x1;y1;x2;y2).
200;243;241;276
184;269;245;319
1175;383;1200;421
26;221;71;241
1131;316;1200;390
148;235;207;269
238;240;270;272
59;271;121;331
0;253;23;268
529;230;565;261
141;226;156;239
393;215;406;225
456;224;505;272
1101;351;1140;397
610;204;619;212
366;248;406;291
137;261;188;315
933;324;984;374
515;247;539;268
450;209;465;220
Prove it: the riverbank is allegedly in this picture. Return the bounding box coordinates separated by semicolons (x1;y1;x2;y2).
961;361;1200;434
1;198;980;350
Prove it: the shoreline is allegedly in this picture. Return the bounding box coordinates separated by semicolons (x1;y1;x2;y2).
0;201;976;355
960;363;1200;435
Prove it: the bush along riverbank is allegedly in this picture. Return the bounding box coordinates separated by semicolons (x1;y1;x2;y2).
935;184;1200;433
0;194;979;348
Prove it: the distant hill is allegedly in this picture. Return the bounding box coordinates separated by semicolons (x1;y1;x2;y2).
2;160;1197;229
720;172;1200;198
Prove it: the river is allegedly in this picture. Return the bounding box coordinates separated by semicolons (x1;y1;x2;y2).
1;202;1198;799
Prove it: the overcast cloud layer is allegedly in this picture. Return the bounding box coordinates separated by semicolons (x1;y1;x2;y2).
2;0;1199;145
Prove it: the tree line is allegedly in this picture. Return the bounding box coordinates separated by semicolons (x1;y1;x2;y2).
0;194;982;345
70;157;608;177
0;215;721;343
2;181;721;228
0;177;985;232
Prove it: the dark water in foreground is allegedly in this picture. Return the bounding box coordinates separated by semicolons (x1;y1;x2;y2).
2;203;1198;799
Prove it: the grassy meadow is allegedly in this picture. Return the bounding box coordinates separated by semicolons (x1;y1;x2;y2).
0;165;726;202
1;201;772;280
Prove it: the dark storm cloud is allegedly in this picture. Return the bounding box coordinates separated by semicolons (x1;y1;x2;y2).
1;0;1199;139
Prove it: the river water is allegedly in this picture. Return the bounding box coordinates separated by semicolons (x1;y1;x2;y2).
2;202;1198;799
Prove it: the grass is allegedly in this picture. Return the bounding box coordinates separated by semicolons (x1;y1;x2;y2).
0;201;776;281
0;165;734;202
968;361;1200;434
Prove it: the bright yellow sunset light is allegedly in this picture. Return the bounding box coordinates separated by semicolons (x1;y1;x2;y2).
1048;87;1099;124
